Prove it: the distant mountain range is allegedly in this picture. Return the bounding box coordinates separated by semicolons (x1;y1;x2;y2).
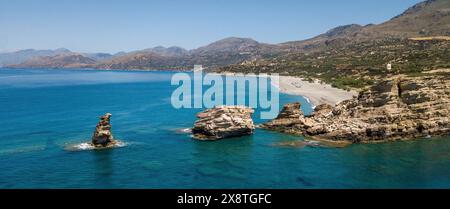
280;0;450;52
6;37;283;70
0;48;119;67
0;48;71;66
2;0;449;71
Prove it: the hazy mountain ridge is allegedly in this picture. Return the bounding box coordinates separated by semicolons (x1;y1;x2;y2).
11;53;97;68
138;46;189;57
0;48;71;67
83;52;114;61
7;37;282;70
191;37;278;54
96;37;282;70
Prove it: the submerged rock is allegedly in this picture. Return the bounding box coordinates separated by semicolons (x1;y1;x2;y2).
192;106;255;140
92;113;116;147
272;139;350;148
262;76;450;143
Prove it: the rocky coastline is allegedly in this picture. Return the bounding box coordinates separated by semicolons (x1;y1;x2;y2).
188;76;449;143
261;76;450;143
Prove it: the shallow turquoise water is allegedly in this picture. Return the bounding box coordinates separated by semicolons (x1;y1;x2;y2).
0;68;449;189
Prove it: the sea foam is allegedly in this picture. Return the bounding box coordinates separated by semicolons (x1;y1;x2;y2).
66;140;127;151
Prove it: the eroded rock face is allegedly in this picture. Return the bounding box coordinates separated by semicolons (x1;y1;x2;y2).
260;102;306;135
276;102;303;119
262;76;450;143
192;106;255;140
92;113;116;147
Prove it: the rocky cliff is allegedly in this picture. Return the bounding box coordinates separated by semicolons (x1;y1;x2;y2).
192;106;255;140
262;76;450;143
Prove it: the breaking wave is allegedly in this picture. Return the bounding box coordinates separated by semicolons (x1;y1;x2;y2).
65;140;127;151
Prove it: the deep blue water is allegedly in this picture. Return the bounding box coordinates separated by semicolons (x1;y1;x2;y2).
0;68;449;189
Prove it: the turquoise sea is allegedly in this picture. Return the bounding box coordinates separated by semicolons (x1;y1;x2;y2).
0;68;449;189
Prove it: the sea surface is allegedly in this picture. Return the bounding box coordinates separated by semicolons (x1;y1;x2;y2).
0;68;449;189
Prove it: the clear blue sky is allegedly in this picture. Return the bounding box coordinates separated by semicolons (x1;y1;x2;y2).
0;0;423;53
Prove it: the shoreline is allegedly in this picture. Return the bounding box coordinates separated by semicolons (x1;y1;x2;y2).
277;76;358;107
214;72;358;107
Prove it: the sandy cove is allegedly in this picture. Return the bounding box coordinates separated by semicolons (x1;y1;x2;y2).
275;76;358;107
212;72;357;107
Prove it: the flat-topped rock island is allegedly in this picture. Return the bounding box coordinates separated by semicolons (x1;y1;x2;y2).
192;106;255;140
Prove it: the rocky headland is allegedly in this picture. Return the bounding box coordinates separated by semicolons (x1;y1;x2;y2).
262;76;450;144
192;106;255;140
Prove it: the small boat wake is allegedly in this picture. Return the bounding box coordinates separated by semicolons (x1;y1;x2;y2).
65;140;127;151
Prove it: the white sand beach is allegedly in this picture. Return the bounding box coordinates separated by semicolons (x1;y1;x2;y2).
213;72;358;107
276;76;358;107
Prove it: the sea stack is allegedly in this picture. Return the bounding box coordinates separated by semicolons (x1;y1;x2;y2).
192;106;255;140
92;113;116;147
